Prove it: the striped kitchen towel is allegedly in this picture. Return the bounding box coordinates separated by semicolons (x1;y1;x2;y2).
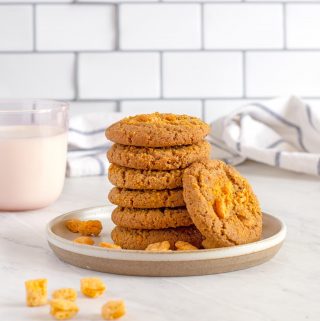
210;96;320;176
67;112;123;177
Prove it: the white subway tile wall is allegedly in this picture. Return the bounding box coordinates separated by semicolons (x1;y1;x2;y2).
0;54;74;99
36;5;115;51
163;52;243;98
79;53;160;99
120;4;201;50
0;1;319;121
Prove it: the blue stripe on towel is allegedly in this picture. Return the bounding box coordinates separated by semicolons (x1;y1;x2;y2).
275;151;281;167
236;141;241;152
305;104;319;133
267;139;285;149
250;103;308;152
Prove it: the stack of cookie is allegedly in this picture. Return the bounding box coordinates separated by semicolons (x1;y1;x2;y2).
105;113;211;250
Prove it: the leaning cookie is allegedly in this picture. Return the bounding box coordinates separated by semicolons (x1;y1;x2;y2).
111;226;203;250
107;140;211;171
183;160;262;248
111;207;193;229
108;187;185;208
108;164;183;190
106;113;210;147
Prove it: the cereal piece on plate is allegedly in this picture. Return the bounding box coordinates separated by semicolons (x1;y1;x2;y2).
52;288;77;302
145;241;171;252
101;300;126;320
25;278;48;307
99;242;122;249
78;220;102;236
50;299;79;320
175;241;198;251
80;277;106;298
65;219;81;233
73;236;94;245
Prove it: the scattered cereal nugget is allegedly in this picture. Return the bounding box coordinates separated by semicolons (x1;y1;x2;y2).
99;242;121;249
78;220;102;236
52;288;77;302
80;277;106;298
175;241;198;251
73;236;94;245
145;241;171;252
101;300;126;320
25;278;48;307
65;219;81;233
50;299;79;320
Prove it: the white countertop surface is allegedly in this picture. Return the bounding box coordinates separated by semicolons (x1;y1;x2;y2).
1;161;320;321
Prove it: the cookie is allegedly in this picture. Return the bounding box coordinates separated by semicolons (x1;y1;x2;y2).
111;207;193;229
183;160;262;248
106;113;210;147
108;164;183;190
111;226;203;250
108;187;185;208
107;140;211;171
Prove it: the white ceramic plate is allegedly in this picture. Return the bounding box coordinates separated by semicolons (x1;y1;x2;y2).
47;206;286;276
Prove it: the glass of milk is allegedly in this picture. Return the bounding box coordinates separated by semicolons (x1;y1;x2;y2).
0;100;68;211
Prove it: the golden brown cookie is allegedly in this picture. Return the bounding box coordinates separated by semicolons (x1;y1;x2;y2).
111;226;203;250
183;160;262;248
108;187;185;208
108;164;183;190
106;113;210;147
111;207;193;229
107;140;211;170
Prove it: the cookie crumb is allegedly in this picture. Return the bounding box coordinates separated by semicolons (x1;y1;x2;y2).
175;241;198;251
73;236;94;245
65;219;81;233
25;278;48;307
50;299;79;320
145;241;171;252
99;242;121;249
78;220;102;236
80;277;106;298
101;300;126;320
52;288;77;302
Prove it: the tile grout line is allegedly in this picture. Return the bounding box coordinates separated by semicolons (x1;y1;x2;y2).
283;3;287;50
200;3;205;50
74;53;79;100
3;49;320;54
32;4;36;52
2;1;320;5
242;51;246;98
115;4;120;50
159;51;164;99
116;100;121;112
201;100;205;121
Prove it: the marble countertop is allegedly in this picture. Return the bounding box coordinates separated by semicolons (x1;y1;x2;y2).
1;161;320;321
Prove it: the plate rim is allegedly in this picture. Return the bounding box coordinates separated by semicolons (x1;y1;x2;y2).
47;205;287;262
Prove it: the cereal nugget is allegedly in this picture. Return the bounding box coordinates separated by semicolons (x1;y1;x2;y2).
52;288;77;302
25;278;48;307
73;236;94;245
101;300;126;320
50;299;79;320
78;220;102;236
65;219;81;233
80;277;106;298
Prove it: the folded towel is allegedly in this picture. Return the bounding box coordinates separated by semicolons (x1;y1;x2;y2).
67;96;320;177
67;112;123;177
210;96;320;176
